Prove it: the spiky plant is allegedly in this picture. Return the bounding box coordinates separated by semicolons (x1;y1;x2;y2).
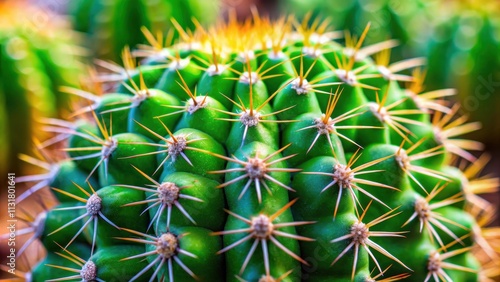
8;13;500;282
279;0;439;56
280;0;500;146
0;2;82;177
68;0;220;62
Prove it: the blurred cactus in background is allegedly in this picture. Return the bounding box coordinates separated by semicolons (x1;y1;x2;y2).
425;0;500;146
68;0;221;62
0;0;499;281
0;1;82;176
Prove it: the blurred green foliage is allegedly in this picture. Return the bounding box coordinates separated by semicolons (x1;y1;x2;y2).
68;0;221;62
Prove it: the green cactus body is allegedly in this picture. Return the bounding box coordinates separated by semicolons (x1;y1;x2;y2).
31;243;92;282
281;0;500;149
12;14;500;282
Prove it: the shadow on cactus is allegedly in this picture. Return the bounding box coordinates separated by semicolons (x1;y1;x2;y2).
5;12;500;282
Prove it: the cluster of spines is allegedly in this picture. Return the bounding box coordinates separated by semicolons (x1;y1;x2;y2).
5;13;500;282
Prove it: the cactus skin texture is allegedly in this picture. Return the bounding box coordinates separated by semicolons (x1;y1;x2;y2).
281;0;500;147
68;0;220;62
11;14;500;282
0;3;81;177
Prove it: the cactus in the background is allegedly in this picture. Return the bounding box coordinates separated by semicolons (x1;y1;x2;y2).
425;0;500;146
68;0;220;62
0;2;82;176
9;14;500;282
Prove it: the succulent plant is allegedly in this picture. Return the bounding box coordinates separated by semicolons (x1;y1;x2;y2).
0;2;82;176
10;13;500;282
68;0;220;62
279;0;439;54
280;0;500;147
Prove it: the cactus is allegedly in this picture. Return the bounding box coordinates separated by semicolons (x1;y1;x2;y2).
279;0;439;56
0;2;82;177
280;0;500;147
68;0;220;62
10;14;500;282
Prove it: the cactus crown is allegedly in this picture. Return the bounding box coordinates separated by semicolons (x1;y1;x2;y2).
9;11;500;282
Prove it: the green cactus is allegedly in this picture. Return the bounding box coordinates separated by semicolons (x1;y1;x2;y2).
10;14;500;282
280;0;500;147
68;0;220;62
0;3;82;177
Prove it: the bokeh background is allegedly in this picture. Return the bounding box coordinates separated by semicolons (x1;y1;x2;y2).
1;0;499;279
